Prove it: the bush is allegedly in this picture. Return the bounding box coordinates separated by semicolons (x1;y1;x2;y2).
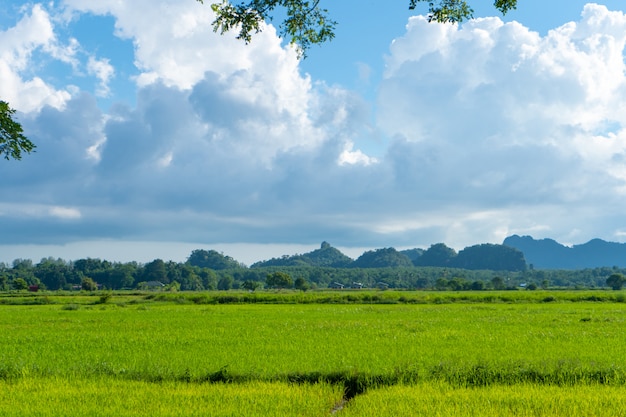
97;293;112;304
81;277;98;291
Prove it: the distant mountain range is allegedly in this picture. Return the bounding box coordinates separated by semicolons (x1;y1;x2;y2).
194;237;626;271
252;241;527;271
250;236;626;271
503;235;626;269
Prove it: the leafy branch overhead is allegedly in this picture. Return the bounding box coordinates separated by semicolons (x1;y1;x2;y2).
202;0;518;57
0;101;35;160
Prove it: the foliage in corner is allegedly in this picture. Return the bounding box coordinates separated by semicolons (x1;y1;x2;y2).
409;0;517;23
0;101;35;160
200;0;336;58
202;0;518;57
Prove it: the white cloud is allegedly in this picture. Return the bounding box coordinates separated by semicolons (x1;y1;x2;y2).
0;4;72;112
60;0;331;161
62;0;301;90
0;4;55;69
49;206;82;219
0;203;81;220
87;56;115;97
5;2;626;258
366;3;626;248
338;141;377;166
382;5;626;140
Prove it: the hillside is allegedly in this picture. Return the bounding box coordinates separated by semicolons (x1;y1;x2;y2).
503;235;626;269
251;242;353;268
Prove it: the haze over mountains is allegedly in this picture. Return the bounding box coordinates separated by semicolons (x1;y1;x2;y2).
252;236;626;271
502;235;626;270
253;241;527;271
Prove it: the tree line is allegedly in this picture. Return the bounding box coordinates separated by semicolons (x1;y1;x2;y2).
1;248;624;292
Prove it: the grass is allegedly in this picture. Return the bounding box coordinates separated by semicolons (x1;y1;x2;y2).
2;292;626;414
3;289;626;306
0;378;343;417
1;302;626;381
339;383;626;416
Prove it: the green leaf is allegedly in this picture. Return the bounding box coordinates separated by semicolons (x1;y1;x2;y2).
0;100;35;160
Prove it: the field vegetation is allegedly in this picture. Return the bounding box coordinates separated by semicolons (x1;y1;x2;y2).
1;290;626;415
1;288;625;306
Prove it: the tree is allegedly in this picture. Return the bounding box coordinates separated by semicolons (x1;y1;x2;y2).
241;280;261;291
434;277;448;291
606;273;626;290
217;275;234;290
12;278;28;291
81;277;98;291
108;263;137;289
200;269;218;290
470;280;485;291
143;259;168;283
0;101;35;160
186;249;242;270
265;271;293;289
491;276;505;290
202;0;518;57
35;257;71;290
294;277;309;291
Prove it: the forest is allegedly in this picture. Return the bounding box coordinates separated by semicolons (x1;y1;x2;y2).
0;242;623;291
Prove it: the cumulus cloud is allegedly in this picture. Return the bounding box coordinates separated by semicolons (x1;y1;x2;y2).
373;3;626;245
0;4;72;111
4;2;626;256
338;141;378;166
87;56;115;97
62;0;302;90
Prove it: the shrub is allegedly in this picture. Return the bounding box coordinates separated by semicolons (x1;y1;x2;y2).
98;293;112;304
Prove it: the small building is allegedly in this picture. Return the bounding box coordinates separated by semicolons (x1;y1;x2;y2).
329;282;345;289
351;282;363;289
145;281;166;290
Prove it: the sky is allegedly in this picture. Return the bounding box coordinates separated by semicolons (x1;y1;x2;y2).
2;1;626;265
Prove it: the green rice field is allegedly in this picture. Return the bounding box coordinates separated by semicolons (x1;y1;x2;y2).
1;291;626;415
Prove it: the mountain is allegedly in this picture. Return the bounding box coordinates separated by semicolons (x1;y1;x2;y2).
403;243;526;271
413;243;457;267
503;235;626;269
251;242;353;268
454;243;527;271
299;241;354;267
186;249;243;270
351;247;413;268
399;248;424;264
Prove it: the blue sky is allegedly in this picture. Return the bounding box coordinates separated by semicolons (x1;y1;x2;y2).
2;1;626;265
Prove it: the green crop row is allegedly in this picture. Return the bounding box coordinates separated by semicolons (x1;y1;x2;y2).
3;378;626;416
0;378;342;417
2;301;626;415
340;382;626;416
1;289;626;306
1;303;625;382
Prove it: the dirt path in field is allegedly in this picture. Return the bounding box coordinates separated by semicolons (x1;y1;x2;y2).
330;398;347;414
330;380;364;414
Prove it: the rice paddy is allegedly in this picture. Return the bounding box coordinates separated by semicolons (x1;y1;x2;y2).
1;291;626;415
